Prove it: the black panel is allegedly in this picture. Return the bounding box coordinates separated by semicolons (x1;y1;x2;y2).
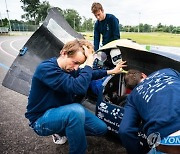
118;46;180;75
2;7;84;96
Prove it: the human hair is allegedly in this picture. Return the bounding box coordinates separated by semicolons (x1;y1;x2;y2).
125;69;143;90
91;2;104;14
60;39;93;57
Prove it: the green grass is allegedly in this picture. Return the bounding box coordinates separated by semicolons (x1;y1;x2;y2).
80;32;180;47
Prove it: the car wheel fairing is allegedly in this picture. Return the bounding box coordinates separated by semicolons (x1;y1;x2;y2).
94;73;127;134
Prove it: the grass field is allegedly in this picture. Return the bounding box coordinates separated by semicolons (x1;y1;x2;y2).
81;32;180;47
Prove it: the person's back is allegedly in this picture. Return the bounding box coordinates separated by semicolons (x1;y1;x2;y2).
128;68;180;137
91;2;120;51
119;68;180;153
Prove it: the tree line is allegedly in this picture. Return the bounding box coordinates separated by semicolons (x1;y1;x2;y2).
1;0;179;34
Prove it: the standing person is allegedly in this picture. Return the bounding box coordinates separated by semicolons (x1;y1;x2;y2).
119;68;180;154
91;2;120;51
25;39;127;154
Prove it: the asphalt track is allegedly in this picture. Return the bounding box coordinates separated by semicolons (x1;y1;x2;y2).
0;35;127;154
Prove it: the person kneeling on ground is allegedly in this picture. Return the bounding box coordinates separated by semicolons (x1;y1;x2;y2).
25;39;126;154
119;68;180;154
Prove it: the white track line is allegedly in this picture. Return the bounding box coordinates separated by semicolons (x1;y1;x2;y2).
10;40;20;53
0;40;16;58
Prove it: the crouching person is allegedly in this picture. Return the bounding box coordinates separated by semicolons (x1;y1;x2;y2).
119;68;180;154
25;39;127;154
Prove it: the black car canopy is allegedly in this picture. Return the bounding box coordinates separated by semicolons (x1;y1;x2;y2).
2;7;84;96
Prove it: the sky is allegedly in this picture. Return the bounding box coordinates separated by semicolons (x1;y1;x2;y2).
1;0;180;26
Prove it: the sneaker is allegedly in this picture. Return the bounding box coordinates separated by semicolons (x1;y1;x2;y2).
52;134;67;144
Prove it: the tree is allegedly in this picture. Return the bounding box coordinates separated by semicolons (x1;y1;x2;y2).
36;1;51;24
21;0;40;24
0;18;8;27
172;27;180;34
81;17;94;32
62;9;81;31
139;23;144;32
157;23;163;29
144;24;151;32
169;25;175;33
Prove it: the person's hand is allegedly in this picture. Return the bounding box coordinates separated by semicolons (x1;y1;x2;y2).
83;45;94;57
83;45;94;67
107;61;127;75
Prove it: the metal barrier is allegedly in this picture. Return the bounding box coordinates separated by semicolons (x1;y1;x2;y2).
0;27;9;33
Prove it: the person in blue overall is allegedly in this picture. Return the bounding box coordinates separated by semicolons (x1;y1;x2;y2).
119;68;180;154
91;2;120;51
25;39;127;154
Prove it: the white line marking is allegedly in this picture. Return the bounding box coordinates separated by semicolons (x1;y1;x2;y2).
10;40;20;53
0;40;16;58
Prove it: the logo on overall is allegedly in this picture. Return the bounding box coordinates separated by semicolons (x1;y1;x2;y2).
97;112;104;119
98;102;108;113
147;132;161;148
106;24;109;31
99;102;108;109
111;108;121;119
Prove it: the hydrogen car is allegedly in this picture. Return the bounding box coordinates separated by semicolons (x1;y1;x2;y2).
2;7;180;152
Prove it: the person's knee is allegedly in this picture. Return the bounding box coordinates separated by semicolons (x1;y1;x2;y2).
68;103;85;123
93;120;107;136
98;121;108;135
119;125;128;139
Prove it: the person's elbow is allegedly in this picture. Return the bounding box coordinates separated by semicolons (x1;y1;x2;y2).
115;33;120;39
119;124;129;139
118;122;137;140
74;86;88;95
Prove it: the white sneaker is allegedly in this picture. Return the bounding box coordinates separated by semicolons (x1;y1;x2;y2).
52;134;67;144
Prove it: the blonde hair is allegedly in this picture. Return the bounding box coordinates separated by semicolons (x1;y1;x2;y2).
61;39;93;57
91;2;104;14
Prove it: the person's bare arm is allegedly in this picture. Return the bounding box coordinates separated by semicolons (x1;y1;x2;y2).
107;61;127;75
